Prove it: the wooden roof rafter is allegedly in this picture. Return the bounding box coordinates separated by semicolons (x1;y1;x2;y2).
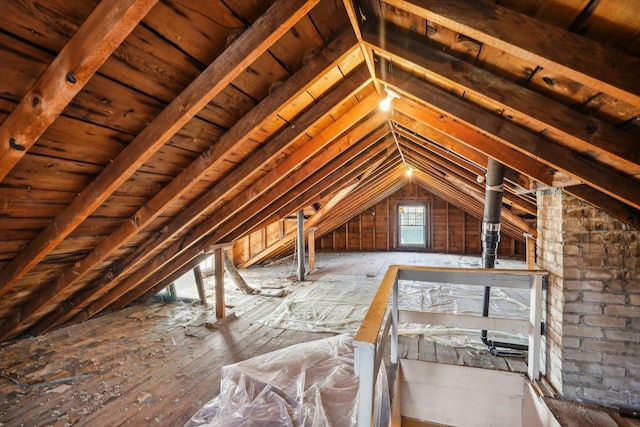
382;68;640;211
362;25;640;175
241;152;405;266
383;0;640;105
0;0;322;300
395;134;537;216
107;133;396;313
0;29;361;341
0;0;159;181
30;73;378;335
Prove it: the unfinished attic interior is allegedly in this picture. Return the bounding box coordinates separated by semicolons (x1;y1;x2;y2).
0;0;639;425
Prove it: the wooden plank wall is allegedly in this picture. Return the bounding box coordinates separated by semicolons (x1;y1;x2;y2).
232;184;525;264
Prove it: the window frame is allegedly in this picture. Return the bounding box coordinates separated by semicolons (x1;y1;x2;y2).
397;202;428;249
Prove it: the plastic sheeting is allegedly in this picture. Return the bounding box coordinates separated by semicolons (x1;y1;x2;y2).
258;276;529;350
258;277;377;334
184;334;390;427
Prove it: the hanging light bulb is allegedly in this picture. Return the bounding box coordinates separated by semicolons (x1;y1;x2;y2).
406;167;413;177
379;96;392;112
379;88;400;112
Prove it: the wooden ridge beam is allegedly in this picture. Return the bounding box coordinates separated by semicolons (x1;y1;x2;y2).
0;30;359;341
0;0;320;299
363;25;640;173
384;68;640;211
0;0;159;181
393;127;484;178
383;0;640;105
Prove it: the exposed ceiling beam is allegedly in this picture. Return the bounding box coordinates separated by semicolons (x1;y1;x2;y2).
33;72;374;334
342;0;384;96
0;0;320;299
0;31;360;341
383;68;640;211
397;136;537;215
0;0;159;181
363;26;640;175
109;134;394;311
389;101;555;186
383;0;640;105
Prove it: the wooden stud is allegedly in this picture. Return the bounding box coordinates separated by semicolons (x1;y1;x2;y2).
525;233;536;270
214;247;224;319
193;265;207;307
296;210;305;281
308;227;317;272
445;201;450;253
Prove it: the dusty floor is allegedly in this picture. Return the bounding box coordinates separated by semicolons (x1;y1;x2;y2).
5;251;623;427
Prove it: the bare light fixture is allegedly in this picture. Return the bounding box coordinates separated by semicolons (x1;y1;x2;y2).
379;87;400;112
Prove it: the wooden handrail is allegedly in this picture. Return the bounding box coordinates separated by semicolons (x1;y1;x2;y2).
353;265;548;427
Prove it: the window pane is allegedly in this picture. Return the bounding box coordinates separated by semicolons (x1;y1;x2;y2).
399;204;426;247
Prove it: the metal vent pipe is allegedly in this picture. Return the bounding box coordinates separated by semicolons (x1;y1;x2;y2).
480;158;527;354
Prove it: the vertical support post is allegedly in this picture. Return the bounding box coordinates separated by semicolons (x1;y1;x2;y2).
243;236;250;262
308;227;317;272
528;274;543;380
391;276;399;364
167;283;177;301
297;209;305;281
353;342;375;427
194;265;207;306
525;232;536;270
214;247;225;318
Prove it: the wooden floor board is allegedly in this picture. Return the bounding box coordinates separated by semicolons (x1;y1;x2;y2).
0;252;533;426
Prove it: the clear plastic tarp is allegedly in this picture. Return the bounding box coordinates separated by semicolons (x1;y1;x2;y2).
258;276;529;349
184;334;390;427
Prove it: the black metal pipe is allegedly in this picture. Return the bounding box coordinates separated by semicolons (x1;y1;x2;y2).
480;159;527;355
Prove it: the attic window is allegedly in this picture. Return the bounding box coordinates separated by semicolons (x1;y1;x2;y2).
398;204;427;248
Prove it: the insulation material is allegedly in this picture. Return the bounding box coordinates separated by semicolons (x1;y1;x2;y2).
184;334;390;427
258;276;378;333
258;277;529;350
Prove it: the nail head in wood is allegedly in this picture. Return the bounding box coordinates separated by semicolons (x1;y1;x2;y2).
66;72;77;84
9;138;26;151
